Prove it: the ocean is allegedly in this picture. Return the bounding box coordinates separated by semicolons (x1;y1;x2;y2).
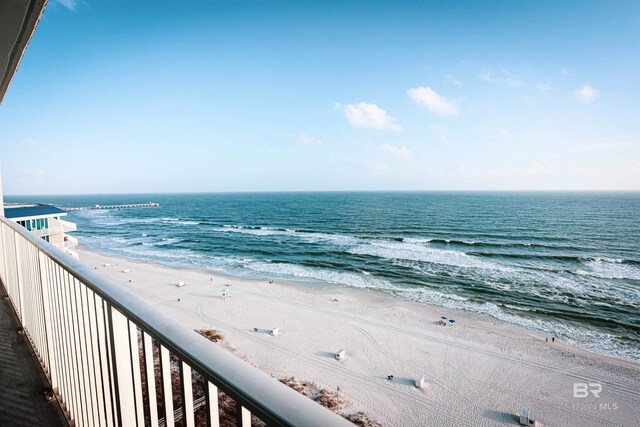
7;192;640;362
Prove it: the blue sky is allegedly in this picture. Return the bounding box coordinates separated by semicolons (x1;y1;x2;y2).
1;0;639;194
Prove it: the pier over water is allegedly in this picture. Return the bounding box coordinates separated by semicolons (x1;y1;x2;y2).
63;202;160;211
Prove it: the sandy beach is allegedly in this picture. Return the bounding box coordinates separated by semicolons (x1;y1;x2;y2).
76;246;640;427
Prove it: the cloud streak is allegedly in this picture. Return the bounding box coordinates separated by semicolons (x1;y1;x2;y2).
336;102;401;131
575;84;598;103
381;143;412;160
56;0;78;10
407;87;459;116
444;74;462;86
297;133;322;146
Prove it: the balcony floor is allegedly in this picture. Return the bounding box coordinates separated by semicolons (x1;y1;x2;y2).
0;296;65;426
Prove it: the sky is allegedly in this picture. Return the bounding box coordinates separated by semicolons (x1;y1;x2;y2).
1;0;639;195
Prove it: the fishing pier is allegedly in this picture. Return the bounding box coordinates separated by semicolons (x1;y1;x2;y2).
63;202;160;211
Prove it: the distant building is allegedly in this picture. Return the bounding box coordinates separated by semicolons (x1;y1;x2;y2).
4;204;79;258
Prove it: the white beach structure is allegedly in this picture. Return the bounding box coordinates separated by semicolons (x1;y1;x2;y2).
415;376;426;388
221;288;231;299
519;409;540;426
335;349;346;360
4;204;79;258
270;327;280;336
177;280;186;287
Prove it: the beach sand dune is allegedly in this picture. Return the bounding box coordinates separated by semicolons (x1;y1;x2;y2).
78;247;640;427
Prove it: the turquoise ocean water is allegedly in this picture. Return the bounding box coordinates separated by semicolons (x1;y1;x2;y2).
7;192;640;362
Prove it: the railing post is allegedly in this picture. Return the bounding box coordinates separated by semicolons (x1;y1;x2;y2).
13;231;25;318
236;405;251;427
159;345;175;427
180;362;195;426
0;223;7;284
206;382;220;427
129;321;145;426
109;306;138;426
143;332;159;426
38;251;56;389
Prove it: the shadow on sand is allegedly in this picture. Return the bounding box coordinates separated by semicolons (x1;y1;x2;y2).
483;410;519;424
376;376;416;386
316;351;338;358
249;328;272;334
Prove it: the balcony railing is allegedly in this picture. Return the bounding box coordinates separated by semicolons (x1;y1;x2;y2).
58;218;77;233
28;225;65;238
0;216;352;427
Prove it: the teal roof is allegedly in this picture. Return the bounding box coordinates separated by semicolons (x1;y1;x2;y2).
4;205;66;219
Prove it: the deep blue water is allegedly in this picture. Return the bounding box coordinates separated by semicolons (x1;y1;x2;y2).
7;192;640;361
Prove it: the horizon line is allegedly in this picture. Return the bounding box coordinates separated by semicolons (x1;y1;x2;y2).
5;189;640;198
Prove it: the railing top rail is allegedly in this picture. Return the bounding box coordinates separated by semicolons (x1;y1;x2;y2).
0;216;352;426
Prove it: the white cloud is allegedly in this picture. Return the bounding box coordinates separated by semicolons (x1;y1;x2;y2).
444;74;462;86
407;86;459;116
297;133;322;146
381;144;412;160
56;0;77;10
561;68;570;76
479;71;493;82
575;84;598;103
336;102;401;131
537;84;551;94
479;69;522;87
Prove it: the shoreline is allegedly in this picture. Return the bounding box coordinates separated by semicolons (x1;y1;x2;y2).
78;245;637;368
75;244;640;426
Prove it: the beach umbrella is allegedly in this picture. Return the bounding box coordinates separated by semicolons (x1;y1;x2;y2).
449;319;456;324
441;316;447;320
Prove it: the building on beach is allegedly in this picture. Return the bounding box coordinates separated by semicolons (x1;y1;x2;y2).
4;204;79;258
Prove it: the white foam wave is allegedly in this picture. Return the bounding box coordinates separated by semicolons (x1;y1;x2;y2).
403;237;433;244
215;225;358;245
161;218;199;225
86;216;161;226
245;262;391;290
155;238;180;246
348;241;512;272
216;226;286;237
583;259;640;280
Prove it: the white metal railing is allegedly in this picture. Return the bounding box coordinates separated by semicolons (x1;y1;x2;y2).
0;216;352;427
